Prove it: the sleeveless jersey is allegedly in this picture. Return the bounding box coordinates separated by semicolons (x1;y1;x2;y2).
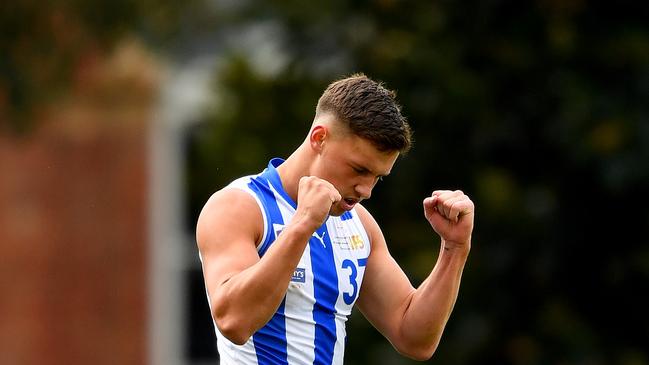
207;158;372;365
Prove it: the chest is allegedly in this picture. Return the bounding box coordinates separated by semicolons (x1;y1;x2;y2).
275;214;371;316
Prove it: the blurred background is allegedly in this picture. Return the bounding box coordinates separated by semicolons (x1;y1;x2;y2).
1;1;648;364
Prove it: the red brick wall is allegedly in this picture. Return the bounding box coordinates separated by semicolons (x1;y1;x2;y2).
0;40;159;365
0;121;148;365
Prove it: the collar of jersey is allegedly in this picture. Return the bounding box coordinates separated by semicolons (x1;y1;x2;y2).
262;158;298;210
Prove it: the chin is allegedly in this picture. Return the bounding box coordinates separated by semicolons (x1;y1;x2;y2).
329;206;346;217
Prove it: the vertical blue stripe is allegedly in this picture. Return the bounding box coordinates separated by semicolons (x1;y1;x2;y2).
247;178;275;256
248;175;289;364
248;176;286;257
266;158;297;209
253;299;288;365
310;225;338;365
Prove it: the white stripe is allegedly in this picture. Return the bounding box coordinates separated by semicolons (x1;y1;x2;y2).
329;219;348;365
226;176;269;248
216;331;259;364
268;183;318;365
332;312;347;365
285;245;316;365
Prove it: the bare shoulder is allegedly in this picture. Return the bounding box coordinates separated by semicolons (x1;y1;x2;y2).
196;187;264;252
196;187;265;290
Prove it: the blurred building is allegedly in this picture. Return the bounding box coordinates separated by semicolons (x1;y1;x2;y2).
0;40;218;365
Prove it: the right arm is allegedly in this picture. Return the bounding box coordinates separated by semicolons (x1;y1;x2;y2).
196;177;340;344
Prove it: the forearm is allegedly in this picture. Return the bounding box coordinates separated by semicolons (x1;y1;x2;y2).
397;242;469;359
212;222;315;344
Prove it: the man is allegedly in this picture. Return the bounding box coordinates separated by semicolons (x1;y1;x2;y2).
196;73;474;364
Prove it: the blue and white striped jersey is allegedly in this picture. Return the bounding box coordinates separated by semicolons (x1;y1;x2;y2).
208;158;372;365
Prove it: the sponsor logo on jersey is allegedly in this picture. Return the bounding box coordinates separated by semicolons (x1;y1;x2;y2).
312;231;327;248
350;235;364;249
291;268;306;283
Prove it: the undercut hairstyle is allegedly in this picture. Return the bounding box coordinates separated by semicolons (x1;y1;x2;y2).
315;73;412;153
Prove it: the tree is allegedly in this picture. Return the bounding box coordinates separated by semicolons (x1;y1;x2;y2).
0;0;203;133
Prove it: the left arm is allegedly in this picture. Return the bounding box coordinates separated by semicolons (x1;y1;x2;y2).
356;190;474;360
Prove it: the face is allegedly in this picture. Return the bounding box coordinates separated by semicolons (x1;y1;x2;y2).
310;128;400;216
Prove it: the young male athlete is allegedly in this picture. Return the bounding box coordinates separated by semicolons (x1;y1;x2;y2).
196;74;475;364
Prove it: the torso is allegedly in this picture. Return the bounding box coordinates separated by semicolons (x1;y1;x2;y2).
212;158;371;365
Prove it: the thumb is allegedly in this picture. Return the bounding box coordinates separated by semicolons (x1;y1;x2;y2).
423;195;439;216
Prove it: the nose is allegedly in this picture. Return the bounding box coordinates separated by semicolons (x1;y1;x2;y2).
354;182;373;200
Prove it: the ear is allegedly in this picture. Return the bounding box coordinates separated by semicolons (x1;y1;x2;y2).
309;125;327;152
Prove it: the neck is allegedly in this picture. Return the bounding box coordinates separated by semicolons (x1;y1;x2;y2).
275;142;312;203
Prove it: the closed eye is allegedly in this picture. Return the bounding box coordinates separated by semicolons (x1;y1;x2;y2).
352;165;386;182
352;166;369;175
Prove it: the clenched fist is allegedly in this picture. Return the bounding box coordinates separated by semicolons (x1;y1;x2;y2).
295;176;342;231
424;190;474;250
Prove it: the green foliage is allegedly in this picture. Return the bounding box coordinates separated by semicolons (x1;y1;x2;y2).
0;0;202;133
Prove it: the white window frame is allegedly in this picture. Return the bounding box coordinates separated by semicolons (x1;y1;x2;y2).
148;56;220;365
